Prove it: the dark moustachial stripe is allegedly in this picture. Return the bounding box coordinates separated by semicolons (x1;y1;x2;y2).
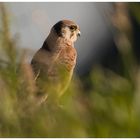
53;21;63;36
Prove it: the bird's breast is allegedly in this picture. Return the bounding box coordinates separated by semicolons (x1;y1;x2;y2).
58;45;77;71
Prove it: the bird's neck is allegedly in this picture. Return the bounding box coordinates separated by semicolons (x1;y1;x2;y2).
45;33;74;51
45;31;58;50
56;38;74;48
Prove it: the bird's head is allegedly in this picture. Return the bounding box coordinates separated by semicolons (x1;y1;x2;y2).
52;20;81;43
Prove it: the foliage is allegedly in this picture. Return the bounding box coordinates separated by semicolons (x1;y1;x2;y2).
0;3;140;138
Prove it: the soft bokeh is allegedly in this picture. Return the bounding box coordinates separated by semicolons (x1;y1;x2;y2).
7;2;113;75
0;2;140;138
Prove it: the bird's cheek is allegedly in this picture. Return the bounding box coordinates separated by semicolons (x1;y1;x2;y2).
61;29;66;38
73;34;78;42
61;32;65;38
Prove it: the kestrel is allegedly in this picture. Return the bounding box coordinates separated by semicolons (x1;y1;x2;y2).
31;20;81;103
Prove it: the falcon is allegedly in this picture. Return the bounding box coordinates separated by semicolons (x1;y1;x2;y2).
31;20;81;103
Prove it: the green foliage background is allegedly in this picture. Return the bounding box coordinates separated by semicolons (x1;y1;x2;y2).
0;3;140;138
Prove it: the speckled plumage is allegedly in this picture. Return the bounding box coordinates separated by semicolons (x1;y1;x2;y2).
31;20;80;102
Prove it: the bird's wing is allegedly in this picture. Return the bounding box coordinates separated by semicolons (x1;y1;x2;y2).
31;45;63;80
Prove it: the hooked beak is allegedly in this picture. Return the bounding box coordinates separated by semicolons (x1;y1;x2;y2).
77;30;81;37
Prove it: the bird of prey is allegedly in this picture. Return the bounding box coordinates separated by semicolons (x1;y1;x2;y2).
31;20;81;103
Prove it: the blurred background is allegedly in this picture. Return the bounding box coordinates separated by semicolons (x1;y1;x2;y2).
7;3;140;78
8;3;116;75
0;2;140;138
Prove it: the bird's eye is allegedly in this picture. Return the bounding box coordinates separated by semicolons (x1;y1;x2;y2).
70;26;76;31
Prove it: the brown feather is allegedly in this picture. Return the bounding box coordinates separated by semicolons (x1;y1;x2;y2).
31;20;79;103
